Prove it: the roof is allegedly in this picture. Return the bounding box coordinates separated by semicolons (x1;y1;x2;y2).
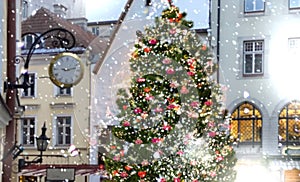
92;0;134;74
87;20;118;26
22;7;95;49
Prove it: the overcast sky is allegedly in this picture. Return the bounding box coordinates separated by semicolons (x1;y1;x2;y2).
86;0;209;29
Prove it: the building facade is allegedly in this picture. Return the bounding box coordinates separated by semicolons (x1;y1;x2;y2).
15;7;105;182
87;20;117;38
21;0;85;20
211;0;300;181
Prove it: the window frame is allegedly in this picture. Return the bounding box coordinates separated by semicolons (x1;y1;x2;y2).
53;115;73;147
230;102;263;146
243;40;264;76
21;33;44;50
244;0;265;13
21;72;36;98
55;86;72;97
20;117;36;147
289;0;300;9
92;27;100;36
278;101;300;146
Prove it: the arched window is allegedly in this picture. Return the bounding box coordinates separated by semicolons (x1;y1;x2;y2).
278;100;300;146
230;102;262;145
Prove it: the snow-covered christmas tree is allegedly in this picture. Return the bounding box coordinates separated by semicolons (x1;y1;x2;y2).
103;1;237;181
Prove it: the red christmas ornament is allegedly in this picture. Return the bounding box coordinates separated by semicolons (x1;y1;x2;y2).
138;171;147;178
134;107;143;114
112;170;119;176
99;164;105;170
124;165;132;171
144;47;151;53
143;87;151;93
205;100;213;106
123;121;131;127
149;38;157;45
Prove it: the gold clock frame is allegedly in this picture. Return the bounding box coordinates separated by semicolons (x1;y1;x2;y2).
48;52;84;88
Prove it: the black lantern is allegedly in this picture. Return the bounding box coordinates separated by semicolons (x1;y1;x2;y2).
36;122;50;152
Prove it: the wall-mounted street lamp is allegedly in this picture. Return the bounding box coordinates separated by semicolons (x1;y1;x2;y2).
18;123;50;171
36;123;50;160
4;27;76;92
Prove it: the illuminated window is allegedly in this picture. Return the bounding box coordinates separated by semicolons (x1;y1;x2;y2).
289;0;300;9
243;40;264;76
230;102;262;145
244;0;265;13
278;101;300;145
20;117;35;146
19;176;37;182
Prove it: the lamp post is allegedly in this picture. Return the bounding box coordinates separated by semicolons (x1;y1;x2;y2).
36;123;50;162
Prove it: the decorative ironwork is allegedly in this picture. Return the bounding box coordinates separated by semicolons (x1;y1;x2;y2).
22;28;76;69
13;55;25;64
4;28;76;91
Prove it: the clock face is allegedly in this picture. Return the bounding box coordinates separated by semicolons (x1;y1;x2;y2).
49;53;84;88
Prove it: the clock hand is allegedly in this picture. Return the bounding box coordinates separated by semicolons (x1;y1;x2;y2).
61;67;76;71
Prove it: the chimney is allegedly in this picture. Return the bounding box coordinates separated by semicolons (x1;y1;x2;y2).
53;4;67;18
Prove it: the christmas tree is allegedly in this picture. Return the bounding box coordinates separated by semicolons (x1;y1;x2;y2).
103;1;237;181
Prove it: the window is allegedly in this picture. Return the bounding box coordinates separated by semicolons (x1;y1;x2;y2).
20;117;35;146
289;38;300;49
243;40;264;76
288;38;300;57
290;0;300;9
278;101;300;146
22;73;36;97
146;0;151;6
244;0;265;13
56;87;72;96
22;34;36;50
55;116;72;146
230;102;262;145
22;0;28;19
19;176;37;182
92;27;100;36
21;33;44;50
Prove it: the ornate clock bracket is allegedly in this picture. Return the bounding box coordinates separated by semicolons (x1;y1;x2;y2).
4;28;76;92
